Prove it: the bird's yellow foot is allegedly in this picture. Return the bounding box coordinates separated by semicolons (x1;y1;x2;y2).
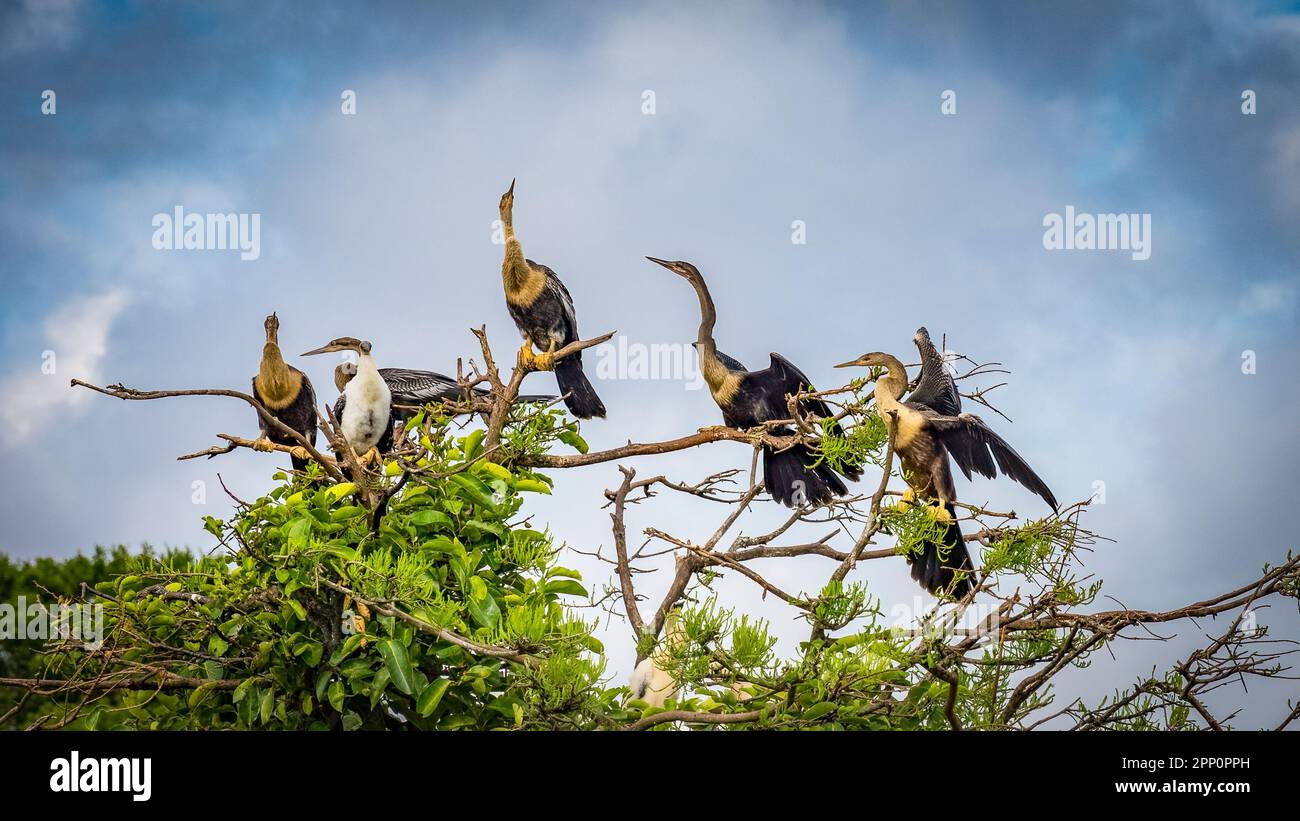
892;487;917;511
359;447;382;467
251;436;274;452
925;500;955;523
517;342;536;370
288;446;309;464
532;341;558;372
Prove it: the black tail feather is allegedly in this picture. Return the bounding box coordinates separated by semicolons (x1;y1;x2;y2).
554;355;606;419
910;502;974;598
290;454;310;472
763;443;850;507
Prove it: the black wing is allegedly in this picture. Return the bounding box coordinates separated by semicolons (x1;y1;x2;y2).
332;392;346;425
927;412;1058;510
530;260;580;344
764;353;860;478
379;367;469;403
250;376;269;435
765;352;836;420
296;370;318;446
907;330;961;416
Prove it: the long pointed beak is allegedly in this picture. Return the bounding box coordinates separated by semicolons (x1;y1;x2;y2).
507;178;515;196
301;344;339;357
834;358;865;369
645;256;672;268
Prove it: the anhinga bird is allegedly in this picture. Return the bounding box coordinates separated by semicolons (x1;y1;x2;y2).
302;337;392;463
498;180;606;419
250;313;317;471
333;362;555;420
628;611;683;708
835;332;1057;597
647;257;862;507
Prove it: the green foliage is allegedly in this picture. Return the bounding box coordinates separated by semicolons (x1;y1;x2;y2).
9;388;1293;732
0;546;193;729
817;411;887;474
28;412;607;730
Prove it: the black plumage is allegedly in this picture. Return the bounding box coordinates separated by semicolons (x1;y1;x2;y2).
649;257;861;507
336;364;555;421
907;326;961;417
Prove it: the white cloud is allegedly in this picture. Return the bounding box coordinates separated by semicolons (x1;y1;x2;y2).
1;0;84;59
0;289;130;448
1239;277;1299;316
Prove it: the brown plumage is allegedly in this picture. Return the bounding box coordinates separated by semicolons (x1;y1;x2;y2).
250;313;316;471
836;336;1056;597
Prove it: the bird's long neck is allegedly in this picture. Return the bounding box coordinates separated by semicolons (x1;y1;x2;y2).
256;332;301;408
346;352;390;410
500;208;543;304
352;353;383;388
686;273;729;393
872;356;909;415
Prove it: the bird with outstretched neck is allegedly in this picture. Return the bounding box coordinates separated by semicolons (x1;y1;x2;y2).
836;330;1057;598
250;313;317;472
333;362;555;420
302;337;392;465
648;257;862;508
498;180;606;419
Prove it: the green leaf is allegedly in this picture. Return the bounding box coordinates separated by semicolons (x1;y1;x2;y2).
259;688;275;725
314;670;332;702
420;536;460;554
377;639;416;696
293;638;323;667
464;519;506;539
417;678;451;717
330;505;366;522
233;677;256;704
285;517;311;549
369;668;391;709
462;429;486;461
466;578;501;629
326;482;357;502
411;509;452;529
189;682;218;709
437;714;477;731
329;633;365;666
545;579;588;598
557;429;588;454
327;680;345;713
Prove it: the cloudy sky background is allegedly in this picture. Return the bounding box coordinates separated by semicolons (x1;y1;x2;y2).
2;0;1297;725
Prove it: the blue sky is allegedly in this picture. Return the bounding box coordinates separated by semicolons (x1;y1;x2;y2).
1;0;1297;724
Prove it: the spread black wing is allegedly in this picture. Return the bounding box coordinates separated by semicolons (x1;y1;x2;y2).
927;412;1057;510
907;329;961;417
